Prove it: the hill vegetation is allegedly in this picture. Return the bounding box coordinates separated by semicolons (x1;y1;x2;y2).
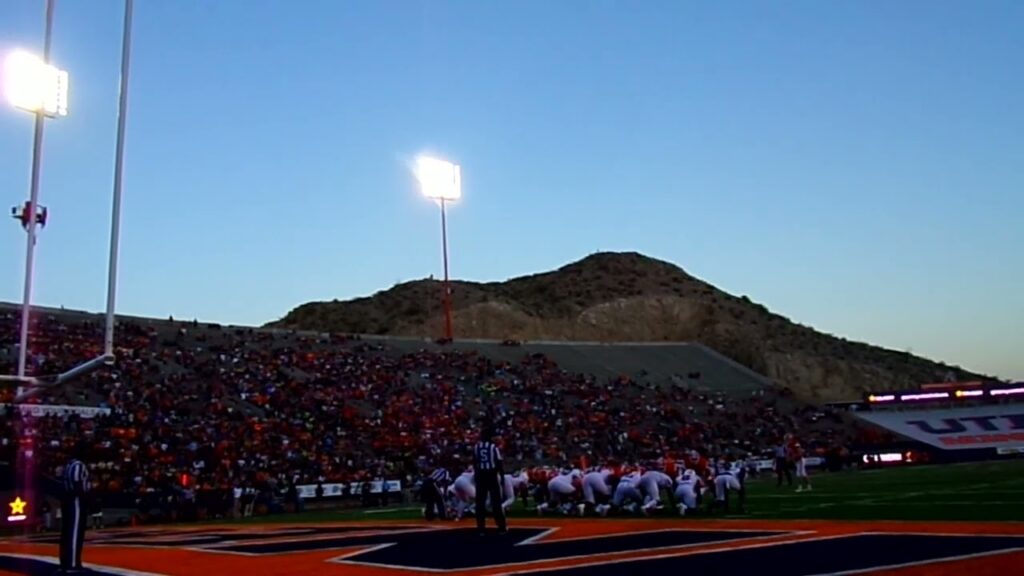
269;252;988;400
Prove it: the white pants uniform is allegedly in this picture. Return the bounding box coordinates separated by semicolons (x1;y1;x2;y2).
674;482;698;509
795;458;807;478
500;474;517;510
638;472;672;508
582;472;612;504
714;474;741;501
451;475;475;517
612;481;642;507
547;477;576;504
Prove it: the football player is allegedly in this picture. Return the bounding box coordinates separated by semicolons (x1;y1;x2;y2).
674;467;703;515
638;468;674;515
501;471;530;513
599;469;643;516
449;468;476;520
537;468;582;515
789;437;812;492
711;458;746;514
581;467;617;516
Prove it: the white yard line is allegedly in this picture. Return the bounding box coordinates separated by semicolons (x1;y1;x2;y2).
834;500;1024;507
362;506;422;515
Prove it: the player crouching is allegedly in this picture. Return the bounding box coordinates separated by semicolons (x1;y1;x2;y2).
500;471;530;515
596;469;643;516
638;469;674;516
710;457;747;514
537;468;583;516
581;467;618;516
673;467;703;516
447;468;477;521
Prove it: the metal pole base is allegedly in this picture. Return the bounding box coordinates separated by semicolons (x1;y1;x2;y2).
1;353;114;402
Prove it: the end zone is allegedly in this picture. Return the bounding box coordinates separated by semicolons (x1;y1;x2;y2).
1;518;1022;576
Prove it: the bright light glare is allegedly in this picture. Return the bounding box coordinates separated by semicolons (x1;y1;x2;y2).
954;389;984;398
3;50;69;117
899;392;948;401
415;156;461;201
862;452;904;463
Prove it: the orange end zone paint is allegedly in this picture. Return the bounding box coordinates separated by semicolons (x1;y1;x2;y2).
0;518;1020;576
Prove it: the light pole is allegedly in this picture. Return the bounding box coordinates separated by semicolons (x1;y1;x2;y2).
3;0;67;379
414;156;461;341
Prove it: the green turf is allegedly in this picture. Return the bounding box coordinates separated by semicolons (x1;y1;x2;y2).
241;460;1024;525
742;459;1024;521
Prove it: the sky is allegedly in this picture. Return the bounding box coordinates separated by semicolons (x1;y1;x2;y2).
1;0;1021;380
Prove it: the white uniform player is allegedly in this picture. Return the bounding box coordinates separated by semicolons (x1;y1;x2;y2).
501;471;529;512
537;469;581;515
582;469;614;505
449;470;476;520
712;460;744;512
639;470;674;514
791;441;812;492
674;468;701;515
602;470;643;515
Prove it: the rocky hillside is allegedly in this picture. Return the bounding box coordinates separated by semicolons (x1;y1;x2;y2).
268;252;990;401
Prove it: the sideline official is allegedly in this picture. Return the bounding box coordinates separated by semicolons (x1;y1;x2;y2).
59;445;90;573
774;440;792;487
422;466;450;520
472;426;507;535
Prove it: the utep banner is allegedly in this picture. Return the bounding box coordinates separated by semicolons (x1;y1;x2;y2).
296;480;402;500
751;457;824;471
855;406;1024;450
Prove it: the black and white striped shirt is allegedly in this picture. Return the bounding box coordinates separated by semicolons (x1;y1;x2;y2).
63;459;89;497
429;468;450;485
473;441;503;473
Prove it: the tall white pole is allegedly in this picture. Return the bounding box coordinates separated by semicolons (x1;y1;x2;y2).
16;0;56;379
103;0;134;359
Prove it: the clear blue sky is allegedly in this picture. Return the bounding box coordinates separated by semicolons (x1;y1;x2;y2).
1;1;1021;380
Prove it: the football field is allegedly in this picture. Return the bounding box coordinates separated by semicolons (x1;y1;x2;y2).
1;461;1022;575
298;459;1024;523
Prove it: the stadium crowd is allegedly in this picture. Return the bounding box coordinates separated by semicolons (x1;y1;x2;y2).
1;309;854;521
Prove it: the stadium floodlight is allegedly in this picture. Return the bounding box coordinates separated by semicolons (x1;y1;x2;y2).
414;155;461;341
415;156;462;201
3;49;69;117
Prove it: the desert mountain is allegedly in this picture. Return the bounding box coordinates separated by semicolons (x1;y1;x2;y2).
268;252;988;400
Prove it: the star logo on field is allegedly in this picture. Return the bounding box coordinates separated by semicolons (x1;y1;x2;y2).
9;497;27;515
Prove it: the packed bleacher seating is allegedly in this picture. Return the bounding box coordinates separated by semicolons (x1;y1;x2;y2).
1;309;854;521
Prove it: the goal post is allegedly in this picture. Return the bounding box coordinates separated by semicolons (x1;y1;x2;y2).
0;353;114;402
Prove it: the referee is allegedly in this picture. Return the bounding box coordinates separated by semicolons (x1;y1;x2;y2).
60;444;90;573
472;425;507;535
422;466;450;521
